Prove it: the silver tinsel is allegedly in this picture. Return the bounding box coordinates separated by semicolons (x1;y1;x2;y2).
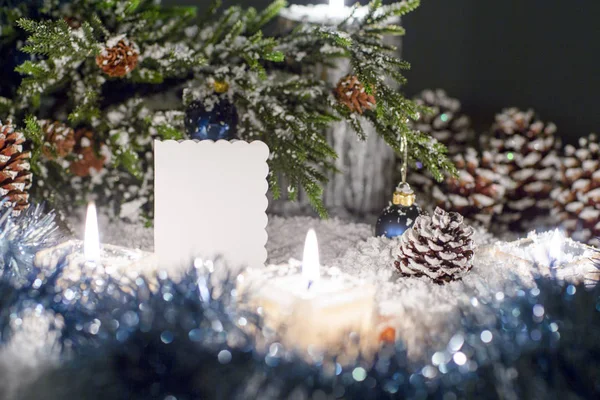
0;204;61;287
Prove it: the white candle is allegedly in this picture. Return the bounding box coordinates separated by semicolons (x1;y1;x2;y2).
237;229;376;357
280;0;370;25
35;202;156;279
329;0;345;14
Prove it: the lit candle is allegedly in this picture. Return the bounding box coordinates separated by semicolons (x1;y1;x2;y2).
35;202;155;276
237;229;376;357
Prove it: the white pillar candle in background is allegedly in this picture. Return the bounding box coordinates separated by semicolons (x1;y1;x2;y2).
329;0;345;14
273;2;400;215
154;140;269;270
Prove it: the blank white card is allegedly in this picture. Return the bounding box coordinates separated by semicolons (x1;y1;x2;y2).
154;140;269;269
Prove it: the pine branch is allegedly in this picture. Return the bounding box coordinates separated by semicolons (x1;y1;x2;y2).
3;0;448;220
248;0;287;34
17;18;99;58
22;115;44;175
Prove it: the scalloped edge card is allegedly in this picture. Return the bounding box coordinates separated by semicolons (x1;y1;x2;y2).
154;140;269;269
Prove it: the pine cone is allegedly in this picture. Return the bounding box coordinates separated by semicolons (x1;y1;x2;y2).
70;128;106;177
63;16;82;29
483;108;559;230
432;148;505;228
334;75;375;114
0;120;32;215
551;134;600;246
407;90;473;201
413;89;473;156
39;120;76;159
395;207;474;283
96;38;139;77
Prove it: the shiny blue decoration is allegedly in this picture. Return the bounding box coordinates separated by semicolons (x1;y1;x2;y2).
11;267;600;400
375;203;421;238
0;204;60;287
185;98;238;141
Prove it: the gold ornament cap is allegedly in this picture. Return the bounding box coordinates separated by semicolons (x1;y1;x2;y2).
393;182;416;206
213;80;230;94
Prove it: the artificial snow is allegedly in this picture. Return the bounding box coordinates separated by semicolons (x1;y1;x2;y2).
77;212;592;362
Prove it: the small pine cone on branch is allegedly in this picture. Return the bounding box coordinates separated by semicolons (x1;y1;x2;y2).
334;75;376;114
96;38;139;77
483;108;559;231
395;207;474;283
0;120;32;215
551;134;600;246
39;120;76;159
432;148;505;228
70;128;107;177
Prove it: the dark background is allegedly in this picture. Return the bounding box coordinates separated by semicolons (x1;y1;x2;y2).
170;0;600;142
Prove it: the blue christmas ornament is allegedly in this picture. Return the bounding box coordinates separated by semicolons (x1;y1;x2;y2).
375;183;421;238
185;98;238;141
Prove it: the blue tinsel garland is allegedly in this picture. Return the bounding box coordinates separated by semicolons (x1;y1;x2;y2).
0;206;599;399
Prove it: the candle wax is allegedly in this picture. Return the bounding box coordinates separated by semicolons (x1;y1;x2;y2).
35;239;157;282
237;260;377;357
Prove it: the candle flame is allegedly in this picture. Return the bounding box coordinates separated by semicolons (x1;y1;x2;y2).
329;0;345;13
302;229;320;287
84;201;100;263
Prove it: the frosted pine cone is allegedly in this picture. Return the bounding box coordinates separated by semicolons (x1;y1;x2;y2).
413;89;473;156
432;148;505;228
39;120;76;159
0;120;32;215
484;108;559;230
408;89;473;199
334;75;376;114
96;38;139;77
70;128;106;177
551;134;600;246
395;207;474;283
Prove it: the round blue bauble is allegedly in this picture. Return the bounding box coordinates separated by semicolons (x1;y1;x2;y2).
375;203;421;238
185;98;238;141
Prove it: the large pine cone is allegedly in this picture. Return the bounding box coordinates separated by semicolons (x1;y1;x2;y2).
408;89;473;202
551;134;600;246
0;120;32;215
395;207;474;283
483;108;559;230
334;75;376;114
96;38;139;77
432;148;505;228
413;89;473;156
